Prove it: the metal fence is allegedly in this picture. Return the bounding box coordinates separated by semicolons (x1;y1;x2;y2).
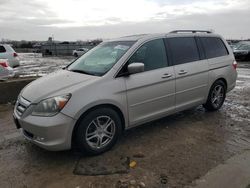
41;43;95;56
15;48;35;53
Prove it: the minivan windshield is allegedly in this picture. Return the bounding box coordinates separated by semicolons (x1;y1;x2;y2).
67;41;135;76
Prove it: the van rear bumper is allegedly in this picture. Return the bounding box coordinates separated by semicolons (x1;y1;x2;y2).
227;81;236;93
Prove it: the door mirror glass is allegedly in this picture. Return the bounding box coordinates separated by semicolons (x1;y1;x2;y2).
127;62;144;74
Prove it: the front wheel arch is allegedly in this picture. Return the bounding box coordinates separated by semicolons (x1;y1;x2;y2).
71;104;125;148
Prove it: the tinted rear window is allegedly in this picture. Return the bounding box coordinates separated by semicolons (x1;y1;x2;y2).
200;37;228;59
0;46;6;53
167;37;200;65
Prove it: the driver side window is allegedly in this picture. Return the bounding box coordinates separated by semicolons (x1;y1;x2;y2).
127;39;168;71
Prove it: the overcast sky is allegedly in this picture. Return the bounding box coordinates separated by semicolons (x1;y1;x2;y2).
0;0;249;41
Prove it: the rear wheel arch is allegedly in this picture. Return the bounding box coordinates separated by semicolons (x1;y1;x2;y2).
216;78;227;91
204;79;227;111
208;77;228;97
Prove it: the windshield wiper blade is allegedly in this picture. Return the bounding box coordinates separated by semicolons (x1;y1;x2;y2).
70;69;93;75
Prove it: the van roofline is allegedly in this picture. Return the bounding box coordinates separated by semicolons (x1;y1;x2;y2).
104;31;222;42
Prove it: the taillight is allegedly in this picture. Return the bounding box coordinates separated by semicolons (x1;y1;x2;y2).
13;52;18;57
232;61;237;69
0;62;8;68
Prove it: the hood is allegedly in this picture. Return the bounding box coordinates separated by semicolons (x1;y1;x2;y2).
21;70;97;103
233;49;249;53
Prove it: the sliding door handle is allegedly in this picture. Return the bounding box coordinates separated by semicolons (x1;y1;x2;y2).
178;70;188;75
162;73;172;78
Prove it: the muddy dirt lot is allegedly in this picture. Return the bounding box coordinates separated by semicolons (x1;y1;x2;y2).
14;53;74;77
0;61;250;188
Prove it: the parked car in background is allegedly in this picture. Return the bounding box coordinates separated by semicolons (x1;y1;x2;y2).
233;43;250;61
0;59;15;80
0;44;20;67
14;30;237;155
72;48;89;57
227;40;234;49
232;41;250;51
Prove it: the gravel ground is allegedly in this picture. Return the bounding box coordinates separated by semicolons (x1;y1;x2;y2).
0;57;249;188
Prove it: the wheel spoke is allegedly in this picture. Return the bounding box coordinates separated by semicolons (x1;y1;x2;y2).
104;133;113;139
96;117;102;127
103;119;113;130
97;136;102;147
104;129;113;136
212;97;217;103
86;131;96;137
216;86;222;95
212;91;217;97
218;94;223;98
92;119;100;129
87;134;98;141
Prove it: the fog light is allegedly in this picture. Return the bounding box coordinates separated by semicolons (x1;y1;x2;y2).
34;136;45;142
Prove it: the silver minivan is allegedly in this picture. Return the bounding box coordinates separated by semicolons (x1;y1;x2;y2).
13;30;237;155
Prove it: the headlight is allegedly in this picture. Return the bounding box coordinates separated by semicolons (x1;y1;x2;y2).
32;94;71;116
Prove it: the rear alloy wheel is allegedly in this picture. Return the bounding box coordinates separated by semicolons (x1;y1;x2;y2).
203;80;226;111
75;108;122;155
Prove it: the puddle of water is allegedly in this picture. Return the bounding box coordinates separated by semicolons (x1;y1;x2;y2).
74;155;129;175
238;75;250;79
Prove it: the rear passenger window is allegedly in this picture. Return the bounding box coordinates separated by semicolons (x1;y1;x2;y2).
200;37;228;59
167;37;200;65
128;39;168;71
0;46;6;53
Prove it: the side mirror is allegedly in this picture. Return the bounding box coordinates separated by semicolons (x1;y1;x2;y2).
127;62;144;75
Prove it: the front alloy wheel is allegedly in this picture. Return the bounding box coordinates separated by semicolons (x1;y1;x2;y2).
86;116;116;150
75;108;122;155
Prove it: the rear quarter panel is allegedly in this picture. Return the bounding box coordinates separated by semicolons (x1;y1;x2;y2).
207;54;237;98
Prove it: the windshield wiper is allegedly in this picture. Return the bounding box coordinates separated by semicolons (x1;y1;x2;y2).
69;69;93;75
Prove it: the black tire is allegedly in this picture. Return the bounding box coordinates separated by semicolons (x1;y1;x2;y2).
75;108;122;155
203;80;226;111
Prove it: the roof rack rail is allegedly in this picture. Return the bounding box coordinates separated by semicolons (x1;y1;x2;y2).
120;34;148;38
169;30;212;34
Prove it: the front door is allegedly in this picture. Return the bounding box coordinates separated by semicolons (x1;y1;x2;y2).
124;39;176;126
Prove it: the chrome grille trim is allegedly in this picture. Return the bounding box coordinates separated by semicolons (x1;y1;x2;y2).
15;96;31;117
19;96;31;107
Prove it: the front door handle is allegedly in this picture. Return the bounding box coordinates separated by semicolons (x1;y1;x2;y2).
178;70;188;75
162;73;172;78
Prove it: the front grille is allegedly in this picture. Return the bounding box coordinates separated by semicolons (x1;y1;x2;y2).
16;103;26;116
15;96;31;117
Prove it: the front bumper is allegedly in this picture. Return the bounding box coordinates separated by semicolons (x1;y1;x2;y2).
13;111;76;151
